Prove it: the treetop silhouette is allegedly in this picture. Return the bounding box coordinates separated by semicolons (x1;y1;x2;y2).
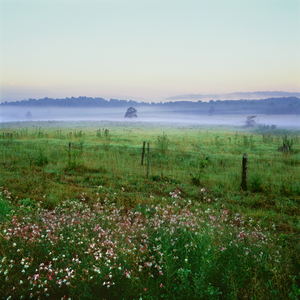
124;107;137;118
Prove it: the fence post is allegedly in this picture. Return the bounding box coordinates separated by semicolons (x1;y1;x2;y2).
146;142;150;178
141;141;146;165
241;153;248;191
69;142;71;166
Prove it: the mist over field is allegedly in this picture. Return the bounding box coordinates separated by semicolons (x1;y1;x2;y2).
1;1;300;299
1;105;300;128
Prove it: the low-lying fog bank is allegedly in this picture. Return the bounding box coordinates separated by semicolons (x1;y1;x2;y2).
1;106;299;128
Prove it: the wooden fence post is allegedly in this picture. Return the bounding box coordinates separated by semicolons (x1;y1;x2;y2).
141;141;146;165
146;142;150;178
69;142;71;166
241;153;248;191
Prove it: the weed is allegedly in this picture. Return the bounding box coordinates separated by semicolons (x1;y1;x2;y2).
243;135;249;147
281;135;294;152
74;130;83;138
34;148;49;167
262;134;274;143
156;132;169;155
290;276;300;300
66;148;83;170
0;191;13;222
250;174;264;193
190;158;210;186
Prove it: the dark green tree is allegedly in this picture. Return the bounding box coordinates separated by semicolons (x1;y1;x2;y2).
124;107;137;118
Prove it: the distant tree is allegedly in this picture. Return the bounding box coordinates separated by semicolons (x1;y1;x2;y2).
208;106;215;116
25;111;32;119
124;107;137;118
245;116;256;127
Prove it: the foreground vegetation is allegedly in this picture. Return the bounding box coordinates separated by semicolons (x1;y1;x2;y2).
0;120;300;299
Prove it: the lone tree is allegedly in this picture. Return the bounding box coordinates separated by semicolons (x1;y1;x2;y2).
245;116;256;127
124;107;137;118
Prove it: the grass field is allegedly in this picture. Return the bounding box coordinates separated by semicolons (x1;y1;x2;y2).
0;120;300;299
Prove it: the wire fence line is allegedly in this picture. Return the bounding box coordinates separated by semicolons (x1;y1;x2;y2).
0;138;298;164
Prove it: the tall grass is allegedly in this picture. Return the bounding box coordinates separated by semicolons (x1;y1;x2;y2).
1;189;300;299
0;121;300;299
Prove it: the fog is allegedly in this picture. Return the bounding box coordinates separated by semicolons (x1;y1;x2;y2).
1;106;299;128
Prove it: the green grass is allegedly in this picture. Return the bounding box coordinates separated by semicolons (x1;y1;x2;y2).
0;120;300;299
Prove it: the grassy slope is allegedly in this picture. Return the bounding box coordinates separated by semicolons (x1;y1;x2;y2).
1;121;299;232
0;120;300;299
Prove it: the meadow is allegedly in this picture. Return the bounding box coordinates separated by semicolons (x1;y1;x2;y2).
0;120;300;299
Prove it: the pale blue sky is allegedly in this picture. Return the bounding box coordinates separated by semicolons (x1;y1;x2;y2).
1;0;300;102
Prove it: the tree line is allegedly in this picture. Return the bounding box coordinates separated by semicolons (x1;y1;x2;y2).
1;96;300;115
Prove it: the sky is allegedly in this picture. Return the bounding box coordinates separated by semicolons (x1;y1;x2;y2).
1;0;300;103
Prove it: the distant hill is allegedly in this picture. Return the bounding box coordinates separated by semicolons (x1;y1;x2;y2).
1;96;300;115
166;91;300;101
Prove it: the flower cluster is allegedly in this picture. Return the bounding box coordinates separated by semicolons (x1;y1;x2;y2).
0;189;289;299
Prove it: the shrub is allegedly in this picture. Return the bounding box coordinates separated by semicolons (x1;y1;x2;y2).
156;132;169;155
